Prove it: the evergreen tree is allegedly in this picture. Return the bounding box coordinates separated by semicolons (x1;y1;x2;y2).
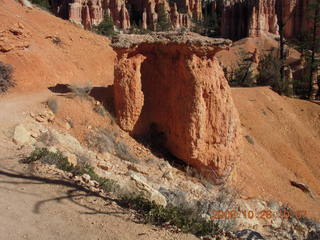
276;0;286;94
307;0;320;99
156;4;172;31
93;13;115;37
192;1;219;37
294;0;320;99
30;0;51;10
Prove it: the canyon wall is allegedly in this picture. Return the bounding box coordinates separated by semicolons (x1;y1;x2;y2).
51;0;311;40
111;32;240;180
51;0;201;31
217;0;278;40
217;0;311;40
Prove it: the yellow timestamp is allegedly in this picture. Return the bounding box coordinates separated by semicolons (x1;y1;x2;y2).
211;209;308;220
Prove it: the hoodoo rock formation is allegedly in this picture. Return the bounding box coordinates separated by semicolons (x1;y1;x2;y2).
217;0;311;40
51;0;201;30
217;0;278;40
51;0;311;40
111;32;240;179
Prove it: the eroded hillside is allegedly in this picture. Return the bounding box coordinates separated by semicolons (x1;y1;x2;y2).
0;0;115;92
1;0;320;239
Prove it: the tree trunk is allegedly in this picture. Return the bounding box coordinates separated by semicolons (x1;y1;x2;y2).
309;3;319;100
277;0;286;94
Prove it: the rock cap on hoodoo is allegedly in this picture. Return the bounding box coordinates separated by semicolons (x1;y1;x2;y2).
111;32;232;55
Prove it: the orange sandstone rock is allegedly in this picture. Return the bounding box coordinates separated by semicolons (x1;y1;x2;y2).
112;33;240;180
114;54;146;131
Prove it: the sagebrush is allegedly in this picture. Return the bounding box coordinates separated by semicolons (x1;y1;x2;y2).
22;148;117;192
0;61;14;93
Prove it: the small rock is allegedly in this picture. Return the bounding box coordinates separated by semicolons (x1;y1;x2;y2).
201;213;211;221
18;0;33;8
48;146;58;153
74;175;83;184
128;172;167;206
65;152;77;166
82;174;91;183
13;124;31;145
65;121;72;130
290;180;315;198
9;27;23;36
88;180;98;187
245;135;255;145
30;132;39;138
158;161;171;172
35;115;46;122
162;170;173;180
96;152;111;161
127;164;148;175
236;229;265;240
44;110;55;122
97;162;109;171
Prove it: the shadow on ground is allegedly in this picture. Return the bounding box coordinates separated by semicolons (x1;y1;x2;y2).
0;165;126;217
48;84;114;114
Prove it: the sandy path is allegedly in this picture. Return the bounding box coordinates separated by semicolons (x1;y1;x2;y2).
0;92;198;240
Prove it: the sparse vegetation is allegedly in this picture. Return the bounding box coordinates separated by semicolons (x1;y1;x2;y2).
257;52;281;90
192;2;220;37
156;4;172;31
93;14;116;37
30;0;51;10
22;148;117;192
93;103;108;116
87;129;140;163
68;82;93;99
225;51;257;87
121;195;223;237
47;98;58;113
128;24;151;35
38;131;57;146
51;36;62;45
0;61;14;93
22;147;237;237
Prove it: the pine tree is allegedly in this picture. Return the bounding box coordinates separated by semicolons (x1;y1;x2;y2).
93;13;115;37
156;4;171;31
307;0;320;99
276;0;286;94
30;0;51;10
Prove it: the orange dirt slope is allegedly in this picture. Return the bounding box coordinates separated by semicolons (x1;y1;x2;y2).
0;0;115;93
231;87;320;220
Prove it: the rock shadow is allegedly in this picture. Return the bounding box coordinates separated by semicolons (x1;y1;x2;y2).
48;84;115;115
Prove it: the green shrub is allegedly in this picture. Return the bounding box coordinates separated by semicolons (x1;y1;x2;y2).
30;0;51;10
86;129;140;163
156;4;172;31
93;14;116;37
68;82;93;99
22;148;117;192
93;104;108;116
121;195;222;236
0;61;14;93
192;4;219;37
23;148;233;236
224;51;257;87
257;53;282;91
47;98;58;113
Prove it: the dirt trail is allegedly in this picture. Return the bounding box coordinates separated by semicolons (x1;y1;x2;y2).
0;93;198;240
0;147;196;240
